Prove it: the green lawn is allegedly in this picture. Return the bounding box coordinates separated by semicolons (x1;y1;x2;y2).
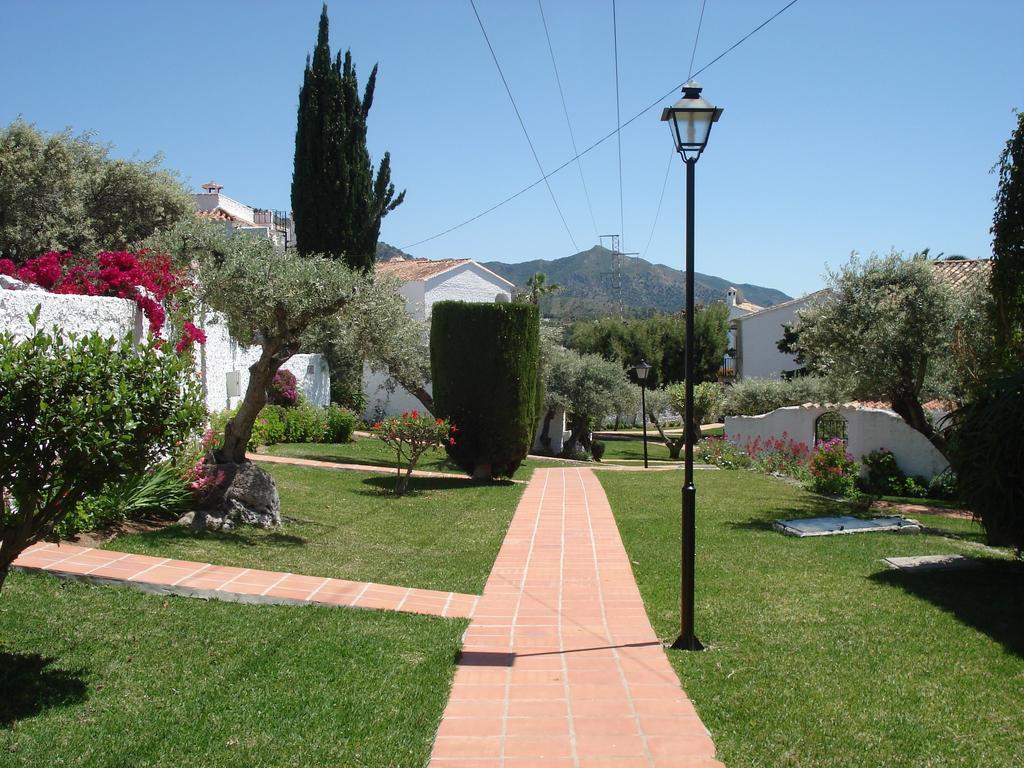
106;463;521;594
600;469;1022;768
0;571;463;768
596;435;683;464
264;436;567;479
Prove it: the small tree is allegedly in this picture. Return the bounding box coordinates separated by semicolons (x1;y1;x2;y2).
0;311;203;593
794;251;953;456
371;412;454;494
519;272;561;306
544;349;630;455
431;302;540;479
291;5;404;269
645;382;723;459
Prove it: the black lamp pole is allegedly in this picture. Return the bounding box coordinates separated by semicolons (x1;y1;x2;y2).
661;81;721;652
640;382;649;469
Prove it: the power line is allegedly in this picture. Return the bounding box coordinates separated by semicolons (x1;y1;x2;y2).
401;0;802;252
641;148;675;260
467;0;579;252
537;0;599;240
688;0;710;80
612;0;625;252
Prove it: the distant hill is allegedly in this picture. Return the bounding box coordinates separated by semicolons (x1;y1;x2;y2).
376;242;791;320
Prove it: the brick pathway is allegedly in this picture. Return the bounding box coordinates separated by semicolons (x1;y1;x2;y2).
429;467;723;768
12;543;478;618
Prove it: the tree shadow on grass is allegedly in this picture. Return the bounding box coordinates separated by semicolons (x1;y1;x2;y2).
357;474;516;497
124;525;308;548
726;496;853;532
870;560;1024;658
0;652;88;725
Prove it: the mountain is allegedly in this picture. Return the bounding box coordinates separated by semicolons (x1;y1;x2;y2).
375;242;791;320
481;246;791;320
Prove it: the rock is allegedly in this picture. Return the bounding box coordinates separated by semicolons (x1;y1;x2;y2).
191;462;281;530
176;511;195;527
0;275;44;291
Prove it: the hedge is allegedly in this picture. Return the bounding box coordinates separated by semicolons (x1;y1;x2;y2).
430;301;540;478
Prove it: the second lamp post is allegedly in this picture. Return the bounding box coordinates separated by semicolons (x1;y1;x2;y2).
630;360;651;469
660;80;722;652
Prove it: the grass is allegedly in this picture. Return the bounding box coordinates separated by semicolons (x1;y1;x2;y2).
0;571;464;768
264;436;567;479
595;435;683;464
876;494;966;510
599;469;1022;768
105;463;521;594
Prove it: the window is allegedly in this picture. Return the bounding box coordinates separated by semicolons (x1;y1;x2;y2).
814;410;848;444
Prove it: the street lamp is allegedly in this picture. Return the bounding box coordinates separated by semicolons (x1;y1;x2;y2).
630;360;652;469
661;80;722;652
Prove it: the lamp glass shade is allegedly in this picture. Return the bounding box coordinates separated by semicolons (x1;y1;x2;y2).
660;81;722;160
632;361;652;381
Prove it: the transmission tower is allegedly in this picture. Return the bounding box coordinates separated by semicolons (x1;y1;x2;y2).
600;234;638;317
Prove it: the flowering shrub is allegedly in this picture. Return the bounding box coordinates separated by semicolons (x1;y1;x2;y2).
268;369;299;406
743;433;812;481
0;250;189;337
371;411;456;494
695;435;752;469
808;438;859;496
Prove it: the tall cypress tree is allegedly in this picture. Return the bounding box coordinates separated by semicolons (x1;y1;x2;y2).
991;111;1024;364
291;5;404;270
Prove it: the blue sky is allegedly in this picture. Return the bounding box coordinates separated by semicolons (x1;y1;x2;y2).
1;0;1020;297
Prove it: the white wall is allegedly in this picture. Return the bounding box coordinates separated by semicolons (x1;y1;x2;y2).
281;354;330;408
533;407;569;454
1;289;140;343
400;280;427;321
725;404;949;480
423;264;512;317
362;364;431;421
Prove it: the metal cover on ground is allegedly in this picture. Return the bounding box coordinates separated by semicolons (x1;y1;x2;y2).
773;515;921;537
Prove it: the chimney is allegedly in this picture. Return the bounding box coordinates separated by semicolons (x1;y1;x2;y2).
727;287;738;307
201;181;224;195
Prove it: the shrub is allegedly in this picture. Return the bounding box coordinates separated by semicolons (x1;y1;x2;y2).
742;434;811;481
696;435;752;469
860;449;906;495
808;438;859;497
371;412;454;494
54;463;192;537
268;369;299;406
282;403;328;443
0;310;203;590
927;468;958;501
591;440;606;462
431;302;540;479
325;406;357;443
722;375;849;417
945;369;1024;549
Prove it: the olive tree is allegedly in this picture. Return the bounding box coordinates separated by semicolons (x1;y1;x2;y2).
544;349;631;455
794;251;954;456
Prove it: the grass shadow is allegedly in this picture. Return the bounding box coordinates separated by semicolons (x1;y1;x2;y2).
870;560;1024;658
124;524;309;548
357;474;515;497
0;652;88;725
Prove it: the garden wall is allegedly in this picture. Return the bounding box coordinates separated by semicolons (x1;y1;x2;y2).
725;404;949;480
0;286;141;343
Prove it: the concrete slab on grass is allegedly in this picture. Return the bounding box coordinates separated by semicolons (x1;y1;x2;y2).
774;515;921;537
883;554;982;572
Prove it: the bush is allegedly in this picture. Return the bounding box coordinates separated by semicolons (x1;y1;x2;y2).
743;434;812;481
927;468;958;501
0;311;203;589
946;369;1024;549
54;463;192;537
591;440;606;462
268;369;299;406
371;412;454;494
695;436;752;469
860;449;906;495
280;403;326;443
808;438;859;497
431;302;540;479
325;405;357;443
722;375;849;417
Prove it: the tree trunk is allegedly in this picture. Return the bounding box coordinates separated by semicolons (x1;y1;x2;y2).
890;392;948;458
539;409;554;450
561;417;589;456
217;348;286;464
668;441;683;460
409;385;433;413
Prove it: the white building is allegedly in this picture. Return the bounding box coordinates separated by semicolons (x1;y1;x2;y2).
723;287;763;376
732;290;830;380
194;181;294;249
363;257;514;420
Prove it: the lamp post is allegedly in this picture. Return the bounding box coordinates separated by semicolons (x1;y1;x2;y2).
630;360;652;468
661;80;722;652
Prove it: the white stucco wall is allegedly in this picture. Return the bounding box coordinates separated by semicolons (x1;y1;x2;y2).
725;404;949;480
197;310;329;415
423;264;513;318
533;406;569;454
362;364;431;421
281;354;330;408
400;280;427;321
1;289;141;343
735;298;814;380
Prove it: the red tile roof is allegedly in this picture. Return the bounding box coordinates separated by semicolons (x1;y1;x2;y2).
375;257;471;281
930;259;991;289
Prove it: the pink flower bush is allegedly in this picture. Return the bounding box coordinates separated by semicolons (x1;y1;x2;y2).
268;369;299;407
371;412;456;494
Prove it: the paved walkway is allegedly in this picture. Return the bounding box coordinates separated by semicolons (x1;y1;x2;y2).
12;543;478;618
429;467;723;767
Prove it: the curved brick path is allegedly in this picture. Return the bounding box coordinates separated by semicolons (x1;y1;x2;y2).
429;467;723;767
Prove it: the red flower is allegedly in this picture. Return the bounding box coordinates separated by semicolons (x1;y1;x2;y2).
449;437;456;445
